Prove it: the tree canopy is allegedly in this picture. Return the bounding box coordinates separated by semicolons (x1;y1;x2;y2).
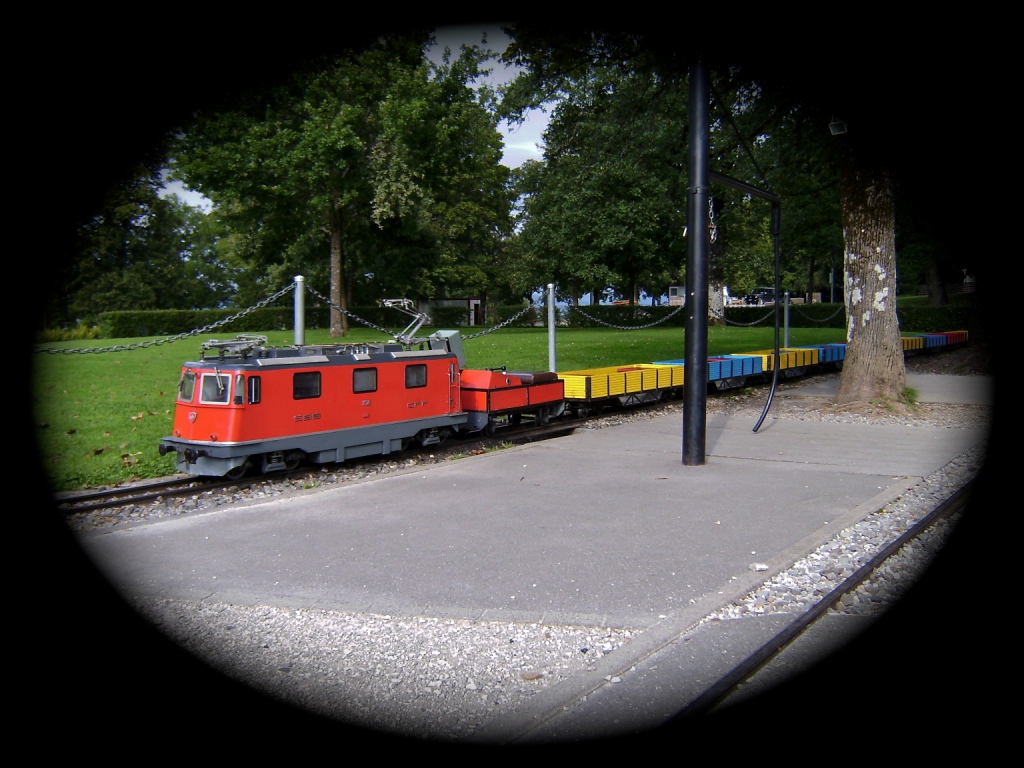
498;27;845;305
170;32;512;334
49;162;235;326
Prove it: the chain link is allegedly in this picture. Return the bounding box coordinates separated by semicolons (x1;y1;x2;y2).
568;304;685;330
790;304;846;323
723;307;775;327
461;305;535;339
722;302;845;327
708;197;718;243
33;283;297;355
307;287;539;341
304;286;405;337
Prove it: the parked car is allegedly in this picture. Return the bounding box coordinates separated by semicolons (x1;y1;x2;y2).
743;287;777;305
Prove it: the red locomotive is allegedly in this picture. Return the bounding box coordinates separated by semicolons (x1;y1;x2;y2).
159;329;564;479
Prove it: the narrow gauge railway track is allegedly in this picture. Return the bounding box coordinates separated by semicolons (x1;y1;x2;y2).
55;475;244;514
53;368;842;519
674;478;975;721
54;417;584;517
54;360;942;520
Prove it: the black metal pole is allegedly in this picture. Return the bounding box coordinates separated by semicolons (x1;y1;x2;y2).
684;61;709;466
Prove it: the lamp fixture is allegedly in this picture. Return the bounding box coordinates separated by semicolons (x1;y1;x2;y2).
829;117;847;135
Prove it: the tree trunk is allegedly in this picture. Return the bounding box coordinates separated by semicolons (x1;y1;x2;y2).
806;254;816;303
330;210;348;337
926;255;947;306
708;282;726;326
835;157;905;405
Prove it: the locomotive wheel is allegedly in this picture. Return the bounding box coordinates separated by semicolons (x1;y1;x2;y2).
225;463;248;481
536;408;550;425
284;452;303;471
483;420;497;436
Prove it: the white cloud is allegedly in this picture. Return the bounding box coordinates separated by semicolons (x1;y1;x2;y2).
427;24;547;168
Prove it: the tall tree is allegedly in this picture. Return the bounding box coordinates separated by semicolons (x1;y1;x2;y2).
502;24;941;406
171;32;510;336
502;30;691;305
834;146;905;403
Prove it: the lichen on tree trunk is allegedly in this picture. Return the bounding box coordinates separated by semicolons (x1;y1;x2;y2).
835;156;905;405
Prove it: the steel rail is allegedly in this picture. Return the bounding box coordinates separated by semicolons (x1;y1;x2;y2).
665;478;975;722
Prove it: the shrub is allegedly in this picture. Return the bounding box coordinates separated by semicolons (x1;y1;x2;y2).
34;322;102;343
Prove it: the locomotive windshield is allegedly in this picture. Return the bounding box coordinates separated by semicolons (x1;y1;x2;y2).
199;373;231;404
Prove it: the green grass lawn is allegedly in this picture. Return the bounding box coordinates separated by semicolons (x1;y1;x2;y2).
31;325;847;492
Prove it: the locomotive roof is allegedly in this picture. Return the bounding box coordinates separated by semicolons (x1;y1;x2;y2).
184;341;455;369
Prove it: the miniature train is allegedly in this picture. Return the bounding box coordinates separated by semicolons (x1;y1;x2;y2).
159;328;969;479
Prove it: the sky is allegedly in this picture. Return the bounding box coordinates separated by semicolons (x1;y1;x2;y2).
161;24;548;211
427;24;548;168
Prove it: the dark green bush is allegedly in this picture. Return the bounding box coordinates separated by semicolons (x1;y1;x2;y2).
427;306;470;328
896;305;976;333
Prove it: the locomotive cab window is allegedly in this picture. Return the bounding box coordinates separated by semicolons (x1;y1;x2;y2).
248;375;261;404
353;367;377;393
233;374;245;404
293;371;321;400
199;373;231;404
178;371;197;402
405;364;427;389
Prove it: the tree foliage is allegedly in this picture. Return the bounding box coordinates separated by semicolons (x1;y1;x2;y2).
510;62;688;305
50;162;234;326
498;23;930;404
498;26;845;305
169;32;511;335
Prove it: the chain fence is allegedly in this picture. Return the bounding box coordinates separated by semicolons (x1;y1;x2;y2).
723;307;776;327
33;284;297;355
461;305;535;339
37;279;542;357
722;301;845;327
791;303;845;323
304;286;407;338
36;278;840;357
306;286;538;341
567;304;685;330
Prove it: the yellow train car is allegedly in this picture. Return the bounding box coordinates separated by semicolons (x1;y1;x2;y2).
743;347;818;375
558;363;685;408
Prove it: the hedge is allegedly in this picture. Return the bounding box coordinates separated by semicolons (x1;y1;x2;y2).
92;300;978;339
